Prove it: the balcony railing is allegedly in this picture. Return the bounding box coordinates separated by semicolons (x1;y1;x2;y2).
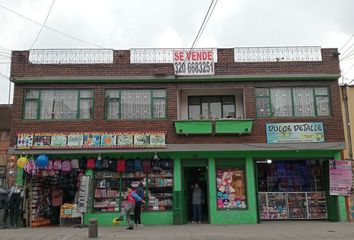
29;49;113;64
130;48;218;63
234;46;322;62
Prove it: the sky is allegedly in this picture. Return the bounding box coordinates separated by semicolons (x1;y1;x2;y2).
1;0;354;104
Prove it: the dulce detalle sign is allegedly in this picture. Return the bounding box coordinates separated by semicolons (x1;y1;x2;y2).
173;49;215;75
266;122;324;143
329;160;353;196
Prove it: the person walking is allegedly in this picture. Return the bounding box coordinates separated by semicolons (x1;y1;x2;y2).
134;180;145;228
191;183;204;224
119;186;145;230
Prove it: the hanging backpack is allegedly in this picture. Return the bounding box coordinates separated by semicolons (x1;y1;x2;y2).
126;159;134;173
102;157;110;170
53;159;62;171
134;159;142;171
62;160;72;172
109;158;117;172
95;158;103;170
142;160;152;173
79;157;87;170
87;158;96;169
117;159;126;172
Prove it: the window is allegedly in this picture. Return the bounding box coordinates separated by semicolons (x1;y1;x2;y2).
188;96;236;120
105;89;166;119
23;89;93;120
256;87;331;117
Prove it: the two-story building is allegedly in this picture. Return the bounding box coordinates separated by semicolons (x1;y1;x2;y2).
8;47;348;227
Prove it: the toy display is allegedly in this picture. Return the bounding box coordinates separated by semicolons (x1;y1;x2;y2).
216;168;246;209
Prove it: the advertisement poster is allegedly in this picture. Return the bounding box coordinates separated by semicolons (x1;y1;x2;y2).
16;134;34;149
266;122;324;144
216;168;247;209
33;134;51;147
329;160;353;196
101;134;116;147
134;134;150;145
173;49;215;76
51;135;67;147
83;133;101;147
117;133;134;146
150;134;166;146
67;134;84;147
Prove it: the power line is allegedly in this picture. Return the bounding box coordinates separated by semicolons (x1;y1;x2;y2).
339;33;354;52
30;0;56;49
0;72;9;79
0;3;104;48
0;50;11;55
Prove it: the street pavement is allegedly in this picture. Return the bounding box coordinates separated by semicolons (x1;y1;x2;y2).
0;221;353;240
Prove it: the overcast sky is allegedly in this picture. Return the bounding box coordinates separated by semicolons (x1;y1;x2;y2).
1;0;354;104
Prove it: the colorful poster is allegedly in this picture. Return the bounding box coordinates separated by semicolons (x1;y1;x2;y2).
83;133;101;147
101;134;116;147
67;134;84;147
329;160;353;196
117;133;134;146
51;135;67;147
266;122;324;144
134;134;150;145
33;133;51;148
150;134;166;146
16;134;33;149
216;168;247;209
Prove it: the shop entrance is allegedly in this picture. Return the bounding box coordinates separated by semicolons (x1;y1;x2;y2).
183;167;209;223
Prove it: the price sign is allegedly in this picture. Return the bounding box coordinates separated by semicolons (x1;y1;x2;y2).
173;49;215;76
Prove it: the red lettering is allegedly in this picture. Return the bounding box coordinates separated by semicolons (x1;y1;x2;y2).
186;52;191;60
174;52;184;61
207;52;212;60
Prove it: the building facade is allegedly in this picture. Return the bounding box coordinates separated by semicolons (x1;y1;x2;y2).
0;104;11;186
9;47;348;226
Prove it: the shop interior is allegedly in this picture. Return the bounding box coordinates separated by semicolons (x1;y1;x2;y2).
183;167;209;223
256;159;328;220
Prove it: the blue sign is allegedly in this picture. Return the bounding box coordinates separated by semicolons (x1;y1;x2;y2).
266;122;324;144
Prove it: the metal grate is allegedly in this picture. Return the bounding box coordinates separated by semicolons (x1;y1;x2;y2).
130;48;218;63
234;46;322;62
29;49;113;64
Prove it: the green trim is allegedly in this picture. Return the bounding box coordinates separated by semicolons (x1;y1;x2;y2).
215;119;253;134
16;167;24;186
11;74;340;84
173;120;213;134
208;158;216;224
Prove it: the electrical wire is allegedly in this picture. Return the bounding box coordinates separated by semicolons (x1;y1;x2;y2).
0;3;103;48
339;33;354;52
0;72;9;79
30;0;56;49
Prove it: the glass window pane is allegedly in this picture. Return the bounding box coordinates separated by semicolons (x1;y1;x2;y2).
153;99;166;118
201;102;209;119
255;88;269;97
80;90;93;98
256;98;271;117
210;102;221;119
316;96;330;116
188;105;200;119
25;90;39;99
152;90;166;98
80;99;92;119
40;91;55;119
222;96;235;104
53;91;78;120
24;100;38;119
315;87;328;95
203;96;220;103
293;88;315;117
105;90;120;98
223;104;235;118
270;88;292;117
106;99;120;119
121;90;151;119
188;96;201;105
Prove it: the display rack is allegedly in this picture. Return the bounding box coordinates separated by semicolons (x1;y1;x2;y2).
147;170;173;211
93;172;119;212
259;192;327;220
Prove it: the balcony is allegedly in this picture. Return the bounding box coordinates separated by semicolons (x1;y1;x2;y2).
173;119;253;135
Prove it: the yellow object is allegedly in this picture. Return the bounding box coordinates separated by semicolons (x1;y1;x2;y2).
112;218;121;225
17;155;28;168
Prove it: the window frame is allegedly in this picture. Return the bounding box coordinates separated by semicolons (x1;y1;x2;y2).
187;95;236;120
104;89;167;120
23;89;94;120
255;87;331;118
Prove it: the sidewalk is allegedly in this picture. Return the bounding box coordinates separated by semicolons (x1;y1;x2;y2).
0;222;354;240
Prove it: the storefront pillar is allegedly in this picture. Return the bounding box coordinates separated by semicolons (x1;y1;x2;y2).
172;158;183;224
334;152;348;221
208;157;216;224
245;157;257;223
16;167;23;186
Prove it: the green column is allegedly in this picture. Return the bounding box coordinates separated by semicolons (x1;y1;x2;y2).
334;152;348;221
16;167;24;186
245;157;258;223
208;157;216;224
173;158;181;191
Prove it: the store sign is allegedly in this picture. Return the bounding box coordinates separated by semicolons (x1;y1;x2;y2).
329;160;353;196
173;49;215;76
266;122;324;144
16;131;166;150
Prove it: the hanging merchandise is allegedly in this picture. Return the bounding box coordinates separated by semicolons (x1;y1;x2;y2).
109;158;117;171
71;159;79;169
117;159;126;172
142;160;152;173
36;154;49;168
53;159;62;171
24;159;39;177
79;157;87;169
134;159;142;171
61;160;72;172
87;158;96;169
126;159;134;173
102;157;109;170
17;155;29;168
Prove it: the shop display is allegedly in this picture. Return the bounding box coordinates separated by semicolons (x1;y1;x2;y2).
60;203;83;227
78;176;91;213
259;192;327;220
147;170;173;211
94;172;120;212
216;168;246;209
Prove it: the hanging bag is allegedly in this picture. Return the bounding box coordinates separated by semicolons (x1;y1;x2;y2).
117;159;126;172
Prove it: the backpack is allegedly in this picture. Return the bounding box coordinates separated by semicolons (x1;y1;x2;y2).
126;159;134;173
53;159;62;171
95;159;103;170
117;159;126;172
109;158;117;172
79;157;87;169
62;160;72;172
102;158;109;169
87;158;96;169
134;159;142;171
142;160;152;173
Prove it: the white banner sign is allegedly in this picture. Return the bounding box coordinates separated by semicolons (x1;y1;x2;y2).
173;49;215;76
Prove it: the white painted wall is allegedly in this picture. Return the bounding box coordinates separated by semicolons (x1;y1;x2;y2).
177;88;245;120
